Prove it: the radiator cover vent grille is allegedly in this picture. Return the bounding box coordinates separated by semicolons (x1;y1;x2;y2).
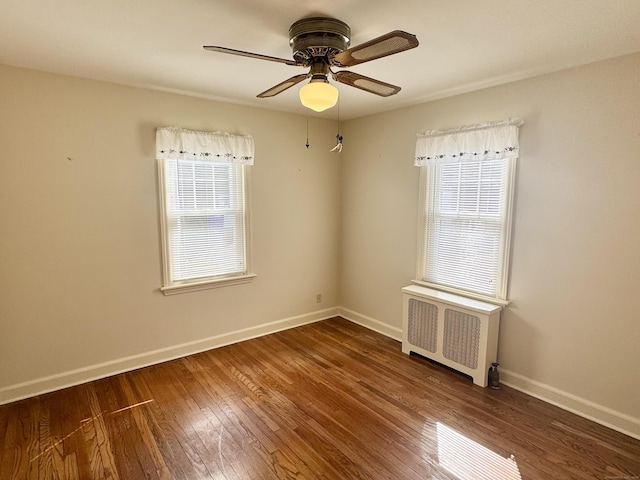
443;309;480;369
408;298;438;353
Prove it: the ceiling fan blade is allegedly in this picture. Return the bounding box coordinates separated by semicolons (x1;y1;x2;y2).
257;74;309;98
333;71;401;97
332;30;419;67
203;45;301;66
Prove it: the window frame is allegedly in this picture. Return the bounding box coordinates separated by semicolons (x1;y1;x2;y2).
157;158;255;295
415;156;517;305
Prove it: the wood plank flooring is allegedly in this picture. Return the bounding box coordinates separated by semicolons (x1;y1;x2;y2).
1;317;638;479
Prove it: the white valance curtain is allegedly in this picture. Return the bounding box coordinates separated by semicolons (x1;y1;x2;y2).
156;127;254;165
414;118;523;166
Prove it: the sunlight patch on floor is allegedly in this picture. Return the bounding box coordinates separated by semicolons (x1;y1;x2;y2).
436;422;522;480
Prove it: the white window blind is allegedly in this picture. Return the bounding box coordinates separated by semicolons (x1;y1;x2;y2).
156;127;254;293
164;160;246;281
415;119;522;302
423;158;509;297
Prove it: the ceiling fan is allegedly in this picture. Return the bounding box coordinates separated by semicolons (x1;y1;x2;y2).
203;17;419;111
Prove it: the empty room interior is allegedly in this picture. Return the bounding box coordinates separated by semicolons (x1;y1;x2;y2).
1;1;639;478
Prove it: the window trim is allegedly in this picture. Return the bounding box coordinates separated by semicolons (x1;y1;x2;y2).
415;157;517;306
156;159;255;295
159;273;257;296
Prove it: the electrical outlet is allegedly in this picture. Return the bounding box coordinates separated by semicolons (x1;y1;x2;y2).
316;293;322;303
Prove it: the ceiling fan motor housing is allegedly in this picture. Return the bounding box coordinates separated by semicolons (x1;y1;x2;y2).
289;17;351;65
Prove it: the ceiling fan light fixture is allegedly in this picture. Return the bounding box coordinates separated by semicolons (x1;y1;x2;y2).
299;79;339;112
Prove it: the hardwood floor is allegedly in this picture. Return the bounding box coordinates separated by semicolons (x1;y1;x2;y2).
1;317;638;479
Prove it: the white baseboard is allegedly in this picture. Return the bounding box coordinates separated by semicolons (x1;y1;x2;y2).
337;307;403;341
0;307;339;406
500;369;640;440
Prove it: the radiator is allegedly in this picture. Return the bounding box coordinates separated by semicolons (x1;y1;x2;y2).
401;285;502;387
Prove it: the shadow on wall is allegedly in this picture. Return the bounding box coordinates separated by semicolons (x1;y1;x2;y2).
498;304;540;379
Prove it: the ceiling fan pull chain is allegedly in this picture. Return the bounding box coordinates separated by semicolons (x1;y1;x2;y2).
331;97;343;153
305;110;310;149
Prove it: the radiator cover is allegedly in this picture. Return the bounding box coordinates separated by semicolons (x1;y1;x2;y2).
402;285;502;387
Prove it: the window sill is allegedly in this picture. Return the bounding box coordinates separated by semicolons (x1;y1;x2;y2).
410;280;510;307
160;273;257;296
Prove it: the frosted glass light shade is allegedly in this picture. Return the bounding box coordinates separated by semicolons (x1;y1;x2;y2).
299;81;339;112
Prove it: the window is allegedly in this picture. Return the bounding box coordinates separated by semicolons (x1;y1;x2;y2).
156;127;255;294
414;120;522;303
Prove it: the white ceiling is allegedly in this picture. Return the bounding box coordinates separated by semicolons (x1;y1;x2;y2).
2;0;640;120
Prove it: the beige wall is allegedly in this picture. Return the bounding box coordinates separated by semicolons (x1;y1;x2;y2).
340;52;640;433
0;65;341;398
